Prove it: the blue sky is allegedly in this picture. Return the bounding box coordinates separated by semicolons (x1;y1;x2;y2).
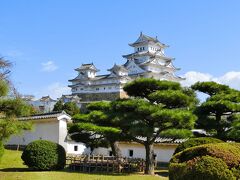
1;0;240;99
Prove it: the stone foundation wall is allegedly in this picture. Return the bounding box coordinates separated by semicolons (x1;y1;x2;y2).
74;92;128;102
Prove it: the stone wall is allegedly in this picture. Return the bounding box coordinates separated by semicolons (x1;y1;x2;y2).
75;92;128;102
74;91;129;112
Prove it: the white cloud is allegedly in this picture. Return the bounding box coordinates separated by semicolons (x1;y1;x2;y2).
181;71;240;90
216;71;240;90
36;82;71;99
41;61;58;72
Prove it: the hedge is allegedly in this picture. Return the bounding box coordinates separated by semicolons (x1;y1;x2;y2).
174;137;223;154
169;143;240;180
0;141;4;162
21;140;66;170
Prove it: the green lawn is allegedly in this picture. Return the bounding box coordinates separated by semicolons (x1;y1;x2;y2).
0;150;168;180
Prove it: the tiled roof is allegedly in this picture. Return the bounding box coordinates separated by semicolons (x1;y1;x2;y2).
39;96;56;102
75;63;99;72
19;111;71;121
107;64;128;72
129;32;168;47
136;136;187;144
123;51;174;60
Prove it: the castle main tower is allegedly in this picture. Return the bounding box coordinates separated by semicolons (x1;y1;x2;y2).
68;33;183;103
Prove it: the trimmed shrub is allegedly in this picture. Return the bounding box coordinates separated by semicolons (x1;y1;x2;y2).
0;141;4;162
170;156;234;180
21;140;66;170
174;137;223;154
169;143;240;180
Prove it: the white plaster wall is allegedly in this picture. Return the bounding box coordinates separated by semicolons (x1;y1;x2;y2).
7;121;59;145
58;119;68;150
66;142;88;154
92;147;111;156
154;145;176;162
148;44;161;53
92;143;177;163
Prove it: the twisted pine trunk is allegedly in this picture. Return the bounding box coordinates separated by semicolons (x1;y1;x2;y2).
144;143;155;175
110;141;121;158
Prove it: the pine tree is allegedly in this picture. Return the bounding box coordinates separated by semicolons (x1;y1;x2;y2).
192;81;240;140
69;78;198;175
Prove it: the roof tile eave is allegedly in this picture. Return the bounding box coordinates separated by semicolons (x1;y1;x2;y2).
18;111;71;121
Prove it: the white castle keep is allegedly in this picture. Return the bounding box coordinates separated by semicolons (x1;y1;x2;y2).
68;33;183;102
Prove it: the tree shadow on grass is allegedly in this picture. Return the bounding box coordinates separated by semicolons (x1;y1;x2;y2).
0;168;31;172
62;169;130;176
0;168;130;176
155;170;169;177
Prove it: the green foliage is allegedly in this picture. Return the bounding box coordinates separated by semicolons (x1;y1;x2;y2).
172;143;240;167
0;58;33;161
169;156;235;180
148;90;195;108
53;100;64;111
70;78;198;174
123;78;181;98
191;81;232;96
174;137;223;154
70;122;120;134
86;101;111;111
69;105;122;153
232;167;240;179
21;140;66;170
160;129;194;139
0;98;35;117
0;141;4;162
169;143;240;180
151;109;196;129
53;101;80;116
227;114;240;141
192;81;240;140
0;118;32;141
0;80;8;97
63;102;80;116
72;113;89;123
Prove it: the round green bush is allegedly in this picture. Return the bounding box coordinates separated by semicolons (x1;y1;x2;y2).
174;137;223;154
0;141;4;162
21;140;66;170
169;143;240;180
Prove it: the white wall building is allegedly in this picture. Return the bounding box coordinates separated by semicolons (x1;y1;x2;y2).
92;139;185;163
27;96;57;113
6;111;185;162
6;111;87;155
68;33;183;102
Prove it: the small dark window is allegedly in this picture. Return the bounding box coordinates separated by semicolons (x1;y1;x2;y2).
74;145;78;151
39;106;45;112
153;153;157;160
129;149;133;157
109;151;113;156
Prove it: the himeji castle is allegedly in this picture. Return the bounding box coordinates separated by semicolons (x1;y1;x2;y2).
68;33;183;102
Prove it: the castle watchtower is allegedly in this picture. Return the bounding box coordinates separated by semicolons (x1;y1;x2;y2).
75;63;99;79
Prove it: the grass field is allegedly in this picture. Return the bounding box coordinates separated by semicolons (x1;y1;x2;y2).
0;150;168;180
